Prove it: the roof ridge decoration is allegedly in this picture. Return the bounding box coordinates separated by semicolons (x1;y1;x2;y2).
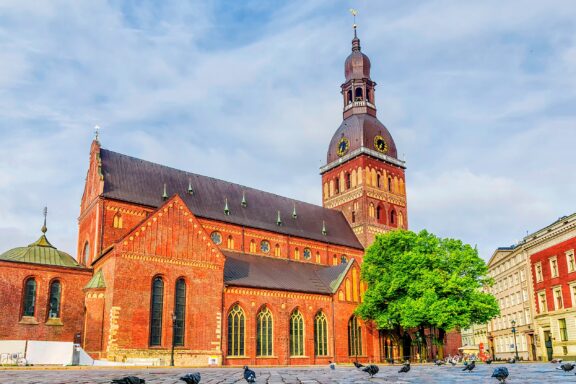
241;191;247;208
277;210;282;226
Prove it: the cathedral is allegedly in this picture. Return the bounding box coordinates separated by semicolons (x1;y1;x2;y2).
0;27;419;366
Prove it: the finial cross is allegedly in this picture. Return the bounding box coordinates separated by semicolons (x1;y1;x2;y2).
349;8;358;28
94;125;100;141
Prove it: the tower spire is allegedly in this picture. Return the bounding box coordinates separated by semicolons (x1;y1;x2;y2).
41;206;48;234
350;9;360;51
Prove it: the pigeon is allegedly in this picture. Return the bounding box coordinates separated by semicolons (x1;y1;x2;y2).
111;377;145;384
485;358;493;365
462;360;476;372
449;359;456;366
507;358;516;364
434;359;445;366
398;361;410;373
491;367;509;383
362;364;379;377
353;361;364;369
243;366;256;383
557;363;575;372
551;358;563;364
180;372;201;384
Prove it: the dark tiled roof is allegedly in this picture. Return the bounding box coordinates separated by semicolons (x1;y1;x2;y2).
223;251;350;294
100;149;363;249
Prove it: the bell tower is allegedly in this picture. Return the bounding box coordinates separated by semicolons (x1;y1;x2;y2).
320;24;408;248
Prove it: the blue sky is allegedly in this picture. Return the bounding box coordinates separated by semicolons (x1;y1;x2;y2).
1;0;575;260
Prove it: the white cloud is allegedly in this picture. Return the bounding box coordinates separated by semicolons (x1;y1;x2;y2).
0;1;574;262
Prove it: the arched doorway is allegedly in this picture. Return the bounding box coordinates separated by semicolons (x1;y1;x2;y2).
379;330;397;363
402;332;412;362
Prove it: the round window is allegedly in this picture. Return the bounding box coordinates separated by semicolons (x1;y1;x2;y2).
303;248;312;260
260;240;270;253
341;255;348;264
210;231;222;245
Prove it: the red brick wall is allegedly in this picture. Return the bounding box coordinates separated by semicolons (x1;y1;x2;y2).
0;261;91;342
88;196;225;364
321;155;408;247
531;236;576;313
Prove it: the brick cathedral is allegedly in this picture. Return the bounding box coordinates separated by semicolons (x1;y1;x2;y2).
0;28;417;366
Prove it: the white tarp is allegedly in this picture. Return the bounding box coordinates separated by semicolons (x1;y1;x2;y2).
0;340;26;355
26;341;74;365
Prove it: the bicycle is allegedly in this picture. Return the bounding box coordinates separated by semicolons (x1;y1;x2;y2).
0;352;27;366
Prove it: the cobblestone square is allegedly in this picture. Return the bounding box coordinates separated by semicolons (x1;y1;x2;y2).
0;363;575;384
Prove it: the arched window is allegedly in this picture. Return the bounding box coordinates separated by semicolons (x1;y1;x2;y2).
113;213;123;229
376;206;382;221
48;280;61;319
348;316;362;356
345;278;352;301
249;240;256;253
174;278;186;346
22;278;36;317
341;255;348;264
82;241;90;265
149;276;164;346
368;203;375;218
227;304;245;356
398;212;404;228
390;210;396;226
257;307;273;356
332;255;338;266
366;88;371;103
335;177;340;193
345;173;351;190
314;312;328;356
290;310;305;356
347;89;352;104
351;211;356;223
316;252;321;263
355;87;363;101
388;177;392;192
377;173;382;188
227;235;235;249
274;244;281;257
294;248;300;260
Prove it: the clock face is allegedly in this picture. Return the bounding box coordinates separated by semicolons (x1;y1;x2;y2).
374;135;388;153
337;137;350;157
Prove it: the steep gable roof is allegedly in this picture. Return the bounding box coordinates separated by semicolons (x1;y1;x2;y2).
99;148;363;249
223;251;351;295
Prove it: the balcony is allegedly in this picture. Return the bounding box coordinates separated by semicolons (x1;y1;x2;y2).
344;100;376;112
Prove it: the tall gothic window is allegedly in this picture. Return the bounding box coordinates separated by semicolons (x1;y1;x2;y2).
314;312;328;356
257;307;273;356
48;280;61;318
149;276;164;346
290;310;305;356
227;304;245;356
355;87;363;101
348;315;362;356
390;210;396;225
82;241;90;265
174;278;186;346
22;278;36;317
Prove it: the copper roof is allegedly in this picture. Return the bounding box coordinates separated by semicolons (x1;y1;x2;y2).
223;251;351;294
326;114;398;164
100;149;363;249
0;232;82;268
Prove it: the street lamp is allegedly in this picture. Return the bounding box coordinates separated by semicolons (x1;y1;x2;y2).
171;312;176;367
511;319;519;361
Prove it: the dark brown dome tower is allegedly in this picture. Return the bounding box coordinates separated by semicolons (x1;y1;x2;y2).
320;25;408;248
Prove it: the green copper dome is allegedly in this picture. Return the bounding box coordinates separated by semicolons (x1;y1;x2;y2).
0;225;81;268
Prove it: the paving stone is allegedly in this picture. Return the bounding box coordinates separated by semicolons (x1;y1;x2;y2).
0;363;575;383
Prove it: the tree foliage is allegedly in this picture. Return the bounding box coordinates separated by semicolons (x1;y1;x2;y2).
356;230;499;332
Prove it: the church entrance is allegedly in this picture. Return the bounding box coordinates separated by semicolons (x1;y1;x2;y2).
402;333;412;362
379;330;397;363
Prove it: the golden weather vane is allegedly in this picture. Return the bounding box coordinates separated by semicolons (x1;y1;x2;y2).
349;8;358;29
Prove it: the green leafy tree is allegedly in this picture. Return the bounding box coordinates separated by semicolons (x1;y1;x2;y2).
356;230;499;357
